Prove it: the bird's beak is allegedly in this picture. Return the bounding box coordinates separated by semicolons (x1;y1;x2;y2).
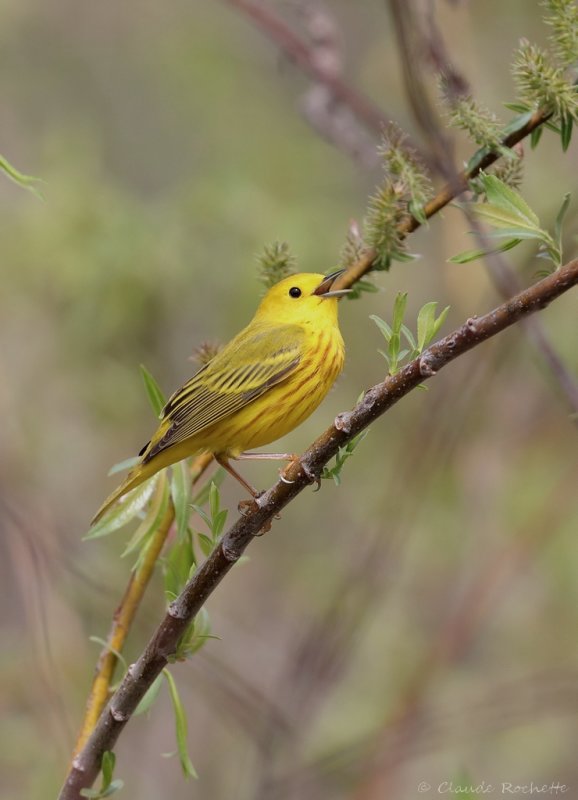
313;269;351;299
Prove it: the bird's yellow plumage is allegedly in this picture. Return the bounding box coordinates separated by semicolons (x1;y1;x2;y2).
92;272;346;525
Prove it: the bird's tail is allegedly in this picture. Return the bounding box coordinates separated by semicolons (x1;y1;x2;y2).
90;458;160;527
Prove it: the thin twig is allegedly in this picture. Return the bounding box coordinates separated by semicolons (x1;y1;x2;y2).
59;258;578;799
72;453;213;755
332;104;554;292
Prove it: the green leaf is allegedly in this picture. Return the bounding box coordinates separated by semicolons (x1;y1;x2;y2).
472;203;544;236
101;752;115;788
431;306;450;340
0;152;44;199
121;472;170;558
400;323;417;351
84;475;160;540
134;673;164;716
501;110;534;137
554;192;571;265
369;314;392;340
417;303;437;352
561;115;573;151
479;173;540;226
209;482;220;524
140;364;166;418
388;331;400;367
197;533;215;558
107;456;140;476
392;292;408;333
171;461;192;541
530;125;544;149
503;102;531;114
163;669;198;779
408;199;428;225
80;751;124;798
163;532;195;600
448;237;522;264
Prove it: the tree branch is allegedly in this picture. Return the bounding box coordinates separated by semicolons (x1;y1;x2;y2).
59;257;578;799
333;104;554;291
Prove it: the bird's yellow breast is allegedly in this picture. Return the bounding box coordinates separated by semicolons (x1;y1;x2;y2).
197;324;344;456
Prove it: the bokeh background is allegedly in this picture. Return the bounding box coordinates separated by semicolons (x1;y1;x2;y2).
2;1;578;798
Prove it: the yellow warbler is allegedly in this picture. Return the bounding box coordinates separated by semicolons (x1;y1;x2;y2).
92;271;347;524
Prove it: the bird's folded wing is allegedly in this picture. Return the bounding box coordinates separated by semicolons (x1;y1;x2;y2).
144;323;304;460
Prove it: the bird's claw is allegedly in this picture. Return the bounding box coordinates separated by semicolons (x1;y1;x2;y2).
279;453;300;484
238;498;258;516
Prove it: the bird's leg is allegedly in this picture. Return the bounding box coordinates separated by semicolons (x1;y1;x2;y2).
215;454;259;497
236;451;301;485
236;452;297;461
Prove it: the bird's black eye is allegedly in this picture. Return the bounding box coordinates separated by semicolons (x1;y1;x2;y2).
289;286;302;298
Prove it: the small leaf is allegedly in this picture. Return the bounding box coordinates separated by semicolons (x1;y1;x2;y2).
500;110;534;136
400;323;417;350
369;314;392;340
163;669;198;779
530;126;544;149
101;752;115;788
107;456;140;476
416;302;436;352
503;102;531;113
408;200;428;225
84;475;160;540
554;192;571;264
163;532;195;599
392;292;408;333
431;306;450;340
480;173;540;227
197;533;214;558
140;364;166;418
121;472;170;558
448;237;522;264
0;152;44;199
209;482;220;525
561;115;573;152
134;673;164;716
171;460;192;541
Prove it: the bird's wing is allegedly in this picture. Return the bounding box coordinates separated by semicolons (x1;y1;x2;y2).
143;323;304;460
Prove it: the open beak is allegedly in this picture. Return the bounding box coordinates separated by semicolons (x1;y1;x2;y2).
313;269;351;299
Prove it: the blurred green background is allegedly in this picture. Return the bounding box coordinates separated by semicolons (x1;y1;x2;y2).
1;1;578;798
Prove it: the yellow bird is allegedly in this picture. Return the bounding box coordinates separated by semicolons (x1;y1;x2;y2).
91;271;347;525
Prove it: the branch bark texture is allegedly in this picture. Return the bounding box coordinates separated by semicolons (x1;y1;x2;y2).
59;258;578;800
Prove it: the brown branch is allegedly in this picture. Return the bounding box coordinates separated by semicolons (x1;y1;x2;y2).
59;258;578;799
333;104;554;291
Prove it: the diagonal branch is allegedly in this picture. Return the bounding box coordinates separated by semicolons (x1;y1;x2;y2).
59;257;578;799
333;104;554;290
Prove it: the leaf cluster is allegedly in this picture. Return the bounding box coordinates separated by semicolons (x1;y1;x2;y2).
451;173;570;268
371;293;449;377
321;429;368;486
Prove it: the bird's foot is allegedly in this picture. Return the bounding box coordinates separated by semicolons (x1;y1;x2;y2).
279;453;300;484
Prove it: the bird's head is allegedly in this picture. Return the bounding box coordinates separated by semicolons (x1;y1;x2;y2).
254;271;349;327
